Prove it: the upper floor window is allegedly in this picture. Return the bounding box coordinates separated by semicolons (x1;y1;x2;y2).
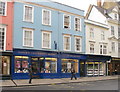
101;31;105;40
100;44;107;54
90;28;94;39
63;35;71;51
118;27;120;38
111;42;115;52
64;14;71;29
74;17;81;31
42;9;51;26
114;13;117;20
90;43;94;53
75;37;82;52
0;26;6;51
23;29;33;47
0;2;6;16
42;31;51;49
111;26;114;36
23;5;34;22
118;42;120;53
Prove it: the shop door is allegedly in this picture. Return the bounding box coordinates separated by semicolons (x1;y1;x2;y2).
31;57;40;77
80;62;85;77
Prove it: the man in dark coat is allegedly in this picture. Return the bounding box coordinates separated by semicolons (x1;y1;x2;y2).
71;68;77;80
28;65;33;84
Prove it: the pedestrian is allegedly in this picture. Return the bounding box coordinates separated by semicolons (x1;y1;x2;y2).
28;65;33;84
71;68;77;80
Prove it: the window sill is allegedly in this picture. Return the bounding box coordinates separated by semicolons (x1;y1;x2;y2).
42;24;51;27
23;45;34;48
23;20;34;24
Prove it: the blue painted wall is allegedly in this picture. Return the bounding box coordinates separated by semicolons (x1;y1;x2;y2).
13;1;85;53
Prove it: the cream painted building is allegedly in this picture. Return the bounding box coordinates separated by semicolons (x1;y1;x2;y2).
85;0;120;75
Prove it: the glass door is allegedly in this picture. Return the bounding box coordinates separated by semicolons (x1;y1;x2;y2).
31;57;40;74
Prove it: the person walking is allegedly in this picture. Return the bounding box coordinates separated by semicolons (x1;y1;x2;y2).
28;65;33;84
71;68;77;80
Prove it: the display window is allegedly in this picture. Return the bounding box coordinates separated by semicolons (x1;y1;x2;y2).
0;56;10;75
44;58;57;73
86;62;105;76
61;59;78;73
15;56;29;73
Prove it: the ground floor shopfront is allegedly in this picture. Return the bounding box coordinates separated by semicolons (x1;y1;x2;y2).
108;57;120;75
0;52;12;80
80;55;111;77
12;49;86;79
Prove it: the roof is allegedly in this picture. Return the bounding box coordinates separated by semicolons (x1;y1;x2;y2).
85;5;111;19
94;5;111;18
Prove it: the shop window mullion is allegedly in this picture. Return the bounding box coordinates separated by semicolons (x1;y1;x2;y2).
93;62;94;76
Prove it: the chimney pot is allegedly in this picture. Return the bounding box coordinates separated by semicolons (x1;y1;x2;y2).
97;0;102;7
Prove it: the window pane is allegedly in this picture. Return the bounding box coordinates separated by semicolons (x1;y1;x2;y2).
42;10;51;25
15;56;29;73
64;15;70;29
0;2;5;16
24;30;33;47
42;32;51;48
45;58;57;73
24;6;33;22
0;27;5;51
61;59;78;73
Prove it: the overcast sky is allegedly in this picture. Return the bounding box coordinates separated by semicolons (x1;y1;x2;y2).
51;0;120;14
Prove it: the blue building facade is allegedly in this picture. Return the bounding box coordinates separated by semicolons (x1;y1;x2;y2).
12;0;86;79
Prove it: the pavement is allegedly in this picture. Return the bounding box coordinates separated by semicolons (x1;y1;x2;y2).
0;75;118;87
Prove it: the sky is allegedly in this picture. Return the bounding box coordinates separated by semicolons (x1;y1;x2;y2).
51;0;120;14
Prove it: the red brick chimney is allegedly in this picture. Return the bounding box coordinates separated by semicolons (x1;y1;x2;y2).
97;0;102;7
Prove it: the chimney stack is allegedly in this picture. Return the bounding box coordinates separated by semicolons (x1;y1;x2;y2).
97;0;102;7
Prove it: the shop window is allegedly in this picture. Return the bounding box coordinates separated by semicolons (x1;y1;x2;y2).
1;56;10;75
61;59;78;73
15;56;29;73
44;58;57;73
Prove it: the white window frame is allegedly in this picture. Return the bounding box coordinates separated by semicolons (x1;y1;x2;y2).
63;35;71;51
75;36;82;52
63;14;71;29
23;29;34;47
90;28;94;39
101;30;105;40
74;17;81;31
42;31;51;49
111;42;115;52
90;43;94;53
42;9;51;26
99;44;107;54
23;5;34;22
0;2;7;16
0;25;6;51
111;26;115;36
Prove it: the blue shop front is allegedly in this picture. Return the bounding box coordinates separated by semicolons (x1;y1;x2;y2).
12;49;87;79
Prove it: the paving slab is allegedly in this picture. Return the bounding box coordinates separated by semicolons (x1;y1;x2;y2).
0;75;118;87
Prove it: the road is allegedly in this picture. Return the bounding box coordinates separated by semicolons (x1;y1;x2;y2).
2;79;119;92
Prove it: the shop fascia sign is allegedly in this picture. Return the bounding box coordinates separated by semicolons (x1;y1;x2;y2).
17;51;57;56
